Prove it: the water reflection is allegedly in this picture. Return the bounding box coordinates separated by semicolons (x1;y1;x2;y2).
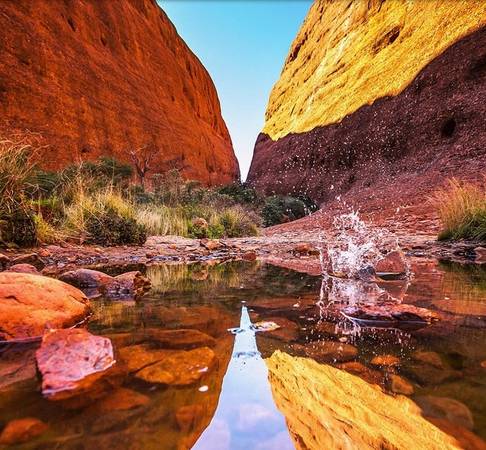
1;260;486;449
194;306;293;450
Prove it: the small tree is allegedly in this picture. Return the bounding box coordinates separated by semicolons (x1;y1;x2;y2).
128;145;157;189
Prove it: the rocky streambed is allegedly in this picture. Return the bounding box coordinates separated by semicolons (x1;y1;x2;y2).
0;233;486;448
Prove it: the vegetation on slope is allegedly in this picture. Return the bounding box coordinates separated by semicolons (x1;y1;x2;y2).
432;178;486;243
0;137;317;247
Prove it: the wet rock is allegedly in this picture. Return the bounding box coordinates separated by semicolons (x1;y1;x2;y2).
375;250;407;278
0;253;10;270
336;361;383;385
255;317;299;342
342;303;438;329
90;387;149;412
200;239;222;251
310;320;338;336
370;354;400;367
37;248;50;258
118;344;165;373
0;348;37;390
5;263;40;274
296;340;358;363
415;396;474;430
59;268;113;289
428;418;486;450
175;404;204;433
474;246;486;263
146;328;216;349
36;328;116;401
0;418;47;445
107;271;151;299
135;347;215;386
0;272;90;341
481;360;486;369
412;351;444;369
59;268;151;300
388;374;414;395
10;253;45;270
403;361;461;386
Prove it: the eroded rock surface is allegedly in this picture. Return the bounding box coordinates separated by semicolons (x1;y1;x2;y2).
36;328;116;401
0;0;238;185
0;273;90;341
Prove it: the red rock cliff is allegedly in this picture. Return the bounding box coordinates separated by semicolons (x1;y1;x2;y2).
0;0;239;185
248;1;486;212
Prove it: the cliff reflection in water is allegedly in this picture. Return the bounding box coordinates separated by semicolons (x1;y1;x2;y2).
194;306;293;450
266;351;459;450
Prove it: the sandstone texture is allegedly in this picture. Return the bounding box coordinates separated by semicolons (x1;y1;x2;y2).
266;351;461;449
0;0;239;185
248;0;486;218
0;272;90;341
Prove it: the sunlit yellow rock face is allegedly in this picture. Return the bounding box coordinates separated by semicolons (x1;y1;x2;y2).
266;351;460;450
263;0;486;140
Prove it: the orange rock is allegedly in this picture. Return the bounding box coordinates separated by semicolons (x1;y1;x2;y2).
370;354;400;367
91;388;149;412
0;0;238;185
0;418;47;445
0;272;90;341
375;250;408;276
242;251;257;261
135;347;216;386
389;374;414;396
200;239;223;251
297;340;358;363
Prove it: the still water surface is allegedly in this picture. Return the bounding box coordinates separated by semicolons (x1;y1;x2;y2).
1;260;486;449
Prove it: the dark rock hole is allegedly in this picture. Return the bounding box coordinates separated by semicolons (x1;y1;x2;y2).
441;118;456;138
67;17;76;32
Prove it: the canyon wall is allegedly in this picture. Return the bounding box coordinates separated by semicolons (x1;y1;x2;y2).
0;0;239;185
248;0;486;210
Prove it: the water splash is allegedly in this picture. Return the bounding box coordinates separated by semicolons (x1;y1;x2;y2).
319;211;405;280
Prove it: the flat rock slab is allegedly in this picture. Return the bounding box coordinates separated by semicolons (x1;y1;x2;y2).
36;328;116;401
135;347;216;386
0;272;90;341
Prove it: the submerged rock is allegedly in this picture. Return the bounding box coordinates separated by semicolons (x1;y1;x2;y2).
342;303;438;329
416;396;474;430
59;268;113;289
388;374;414;396
370;354;400;368
0;272;90;341
36;328;116;402
175;404;204;433
255;317;300;342
295;340;358;363
90;388;150;413
135;347;215;386
0;418;47;445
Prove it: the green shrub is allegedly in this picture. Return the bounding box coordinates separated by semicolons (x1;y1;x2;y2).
86;208;147;246
261;195;310;227
218;206;259;237
0;208;37;247
218;182;260;205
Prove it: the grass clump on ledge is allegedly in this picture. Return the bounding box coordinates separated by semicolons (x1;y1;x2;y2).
432;178;486;242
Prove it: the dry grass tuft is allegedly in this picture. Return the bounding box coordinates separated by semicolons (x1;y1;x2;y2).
431;178;486;242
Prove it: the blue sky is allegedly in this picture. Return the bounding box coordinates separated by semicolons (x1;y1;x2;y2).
159;1;312;180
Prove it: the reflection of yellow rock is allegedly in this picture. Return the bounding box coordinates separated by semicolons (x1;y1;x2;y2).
264;0;486;140
266;351;460;449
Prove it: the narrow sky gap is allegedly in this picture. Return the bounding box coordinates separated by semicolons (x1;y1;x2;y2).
160;0;312;180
